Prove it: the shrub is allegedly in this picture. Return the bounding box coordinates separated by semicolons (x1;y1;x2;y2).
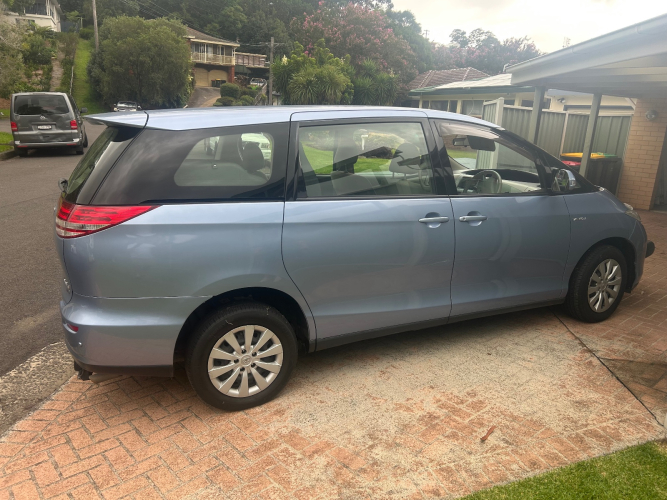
79;27;94;40
240;87;258;98
219;83;240;99
239;95;254;106
217;96;235;106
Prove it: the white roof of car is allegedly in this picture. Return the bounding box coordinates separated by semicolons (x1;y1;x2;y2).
85;106;499;131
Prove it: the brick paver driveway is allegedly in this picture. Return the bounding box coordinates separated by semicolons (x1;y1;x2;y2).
1;212;665;500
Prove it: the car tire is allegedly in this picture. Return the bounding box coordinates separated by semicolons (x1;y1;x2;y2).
566;245;627;323
82;133;88;148
185;302;298;411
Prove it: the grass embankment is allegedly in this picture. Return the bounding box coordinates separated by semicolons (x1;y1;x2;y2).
0;132;13;153
302;143;391;174
464;441;667;500
71;39;105;114
0;109;9;119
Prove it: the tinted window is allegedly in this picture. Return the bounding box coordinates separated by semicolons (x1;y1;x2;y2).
297;122;434;198
175;132;273;187
14;95;70;115
93;123;288;205
65;126;140;204
435;121;544;195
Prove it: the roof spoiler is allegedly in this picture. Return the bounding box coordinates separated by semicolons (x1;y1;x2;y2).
84;111;148;128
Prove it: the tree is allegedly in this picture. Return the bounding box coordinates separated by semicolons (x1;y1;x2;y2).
352;59;398;105
272;40;353;105
0;5;24;97
88;16;192;108
83;0;139;24
432;28;542;75
291;3;418;84
385;8;432;74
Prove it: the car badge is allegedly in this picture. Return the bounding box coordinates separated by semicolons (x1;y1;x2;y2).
40;115;47;120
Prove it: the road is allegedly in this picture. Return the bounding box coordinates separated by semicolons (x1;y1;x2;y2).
0;123;105;376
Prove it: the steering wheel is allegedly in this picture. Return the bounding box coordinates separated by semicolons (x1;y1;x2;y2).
461;170;502;194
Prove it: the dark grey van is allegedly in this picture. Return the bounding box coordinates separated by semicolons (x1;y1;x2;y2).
10;92;88;156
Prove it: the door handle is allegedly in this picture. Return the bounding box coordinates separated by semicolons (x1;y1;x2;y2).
459;215;488;222
419;216;449;223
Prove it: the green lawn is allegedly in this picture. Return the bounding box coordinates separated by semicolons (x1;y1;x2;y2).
464;441;667;500
0;132;13;153
302;143;391;174
71;39;105;114
0;109;9;119
449;149;478;159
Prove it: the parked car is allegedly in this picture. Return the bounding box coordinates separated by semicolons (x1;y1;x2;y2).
249;78;266;87
10;92;88;156
55;106;654;411
114;101;141;112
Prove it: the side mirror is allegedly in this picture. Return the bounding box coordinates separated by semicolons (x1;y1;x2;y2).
553;168;577;192
80;107;88;113
58;178;68;193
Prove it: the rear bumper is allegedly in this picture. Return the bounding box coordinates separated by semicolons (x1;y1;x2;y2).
646;241;655;258
61;293;209;377
15;138;80;149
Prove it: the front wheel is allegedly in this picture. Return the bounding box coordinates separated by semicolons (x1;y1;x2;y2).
185;302;298;410
566;245;626;322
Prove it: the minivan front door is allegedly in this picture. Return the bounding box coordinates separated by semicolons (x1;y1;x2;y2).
282;117;455;347
433;120;571;318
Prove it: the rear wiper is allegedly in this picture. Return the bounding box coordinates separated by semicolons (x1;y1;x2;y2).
58;178;68;193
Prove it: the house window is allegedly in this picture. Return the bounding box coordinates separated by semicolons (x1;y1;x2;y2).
462;100;484;116
430;101;448;111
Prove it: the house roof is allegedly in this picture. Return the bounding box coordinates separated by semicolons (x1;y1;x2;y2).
184;27;239;47
408;73;534;96
507;13;667;98
407;68;489;90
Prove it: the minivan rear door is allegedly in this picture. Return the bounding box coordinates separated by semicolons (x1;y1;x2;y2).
12;94;74;144
282;111;456;348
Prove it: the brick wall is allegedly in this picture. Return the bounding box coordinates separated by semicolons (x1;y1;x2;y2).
616;97;667;210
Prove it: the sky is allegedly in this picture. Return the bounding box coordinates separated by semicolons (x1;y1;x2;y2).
391;0;667;53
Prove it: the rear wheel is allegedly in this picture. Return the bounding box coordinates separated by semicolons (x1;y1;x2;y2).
82;133;89;148
185;302;298;410
566;245;626;322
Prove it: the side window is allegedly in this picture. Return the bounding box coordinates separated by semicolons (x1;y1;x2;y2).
296;122;434;198
92;124;288;205
436;121;544;195
175;132;273;187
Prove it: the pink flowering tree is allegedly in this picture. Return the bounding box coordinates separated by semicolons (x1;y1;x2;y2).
291;3;418;85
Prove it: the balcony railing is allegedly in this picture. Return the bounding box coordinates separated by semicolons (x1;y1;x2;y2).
191;52;234;65
23;4;48;15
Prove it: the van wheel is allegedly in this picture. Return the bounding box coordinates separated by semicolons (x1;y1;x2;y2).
185;302;298;411
566;245;626;322
82;133;88;148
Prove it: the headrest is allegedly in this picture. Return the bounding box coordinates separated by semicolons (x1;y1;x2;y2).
389;142;422;174
243;142;265;173
333;143;359;172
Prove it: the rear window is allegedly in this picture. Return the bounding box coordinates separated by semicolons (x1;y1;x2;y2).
92;123;289;205
14;95;70;115
65;127;141;204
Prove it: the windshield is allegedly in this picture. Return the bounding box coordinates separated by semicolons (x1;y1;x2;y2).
14;95;69;115
118;102;136;106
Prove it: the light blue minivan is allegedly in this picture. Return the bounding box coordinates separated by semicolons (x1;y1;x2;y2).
55;106;654;410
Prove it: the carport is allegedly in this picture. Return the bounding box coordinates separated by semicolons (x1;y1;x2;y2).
508;13;667;210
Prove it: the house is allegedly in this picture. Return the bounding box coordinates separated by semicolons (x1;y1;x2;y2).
185;27;239;88
405;68;489;106
507;13;667;211
3;0;62;31
409;73;633;118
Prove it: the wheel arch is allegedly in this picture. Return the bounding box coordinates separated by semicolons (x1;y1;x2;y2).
174;287;313;365
571;237;636;292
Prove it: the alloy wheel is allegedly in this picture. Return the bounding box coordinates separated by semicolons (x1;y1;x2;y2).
207;325;283;398
587;258;622;313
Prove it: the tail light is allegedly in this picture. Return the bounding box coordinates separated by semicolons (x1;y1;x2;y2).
11;121;18;132
70;120;78;130
55;198;156;238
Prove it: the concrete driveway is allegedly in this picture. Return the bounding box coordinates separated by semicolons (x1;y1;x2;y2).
0;213;665;499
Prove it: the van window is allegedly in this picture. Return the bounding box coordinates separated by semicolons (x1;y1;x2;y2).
14;95;70;115
175;132;273;187
64;127;140;204
296;122;435;198
92;123;288;205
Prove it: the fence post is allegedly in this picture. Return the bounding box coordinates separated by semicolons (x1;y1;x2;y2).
559;112;570;156
580;93;603;178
